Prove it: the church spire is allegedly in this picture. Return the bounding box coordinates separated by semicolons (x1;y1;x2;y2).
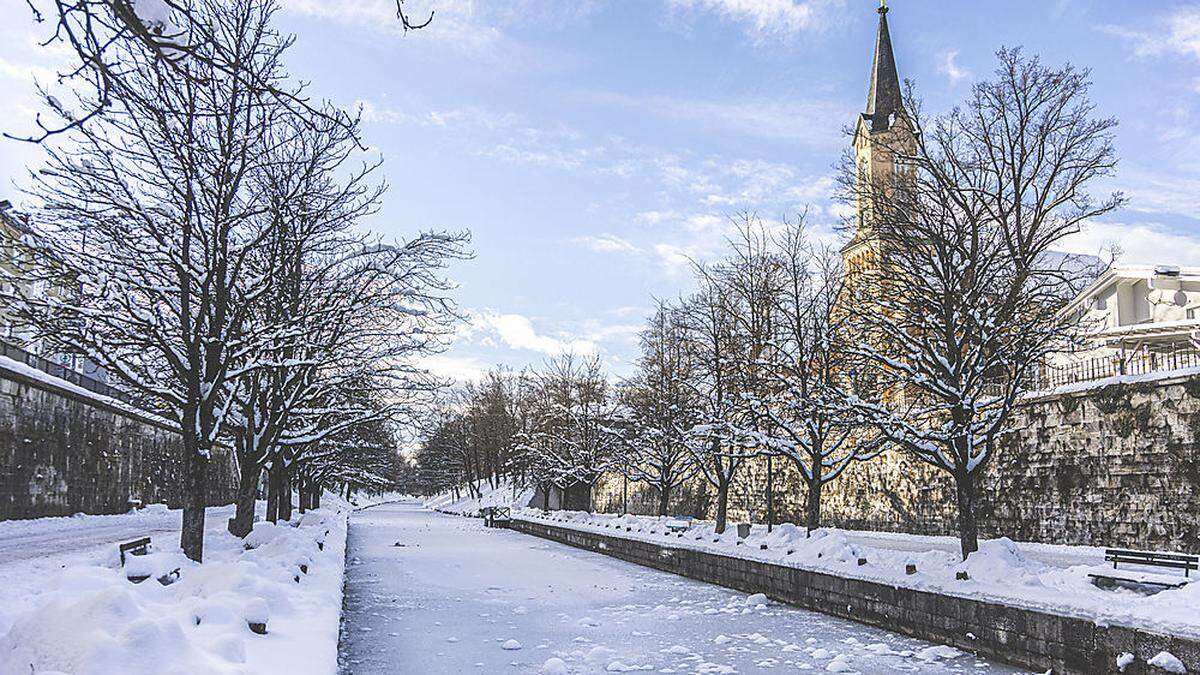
864;1;902;132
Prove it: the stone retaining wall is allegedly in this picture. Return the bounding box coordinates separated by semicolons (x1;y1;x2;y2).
594;372;1200;553
509;517;1199;675
0;361;237;519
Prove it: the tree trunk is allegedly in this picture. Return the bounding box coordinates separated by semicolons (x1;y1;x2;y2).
312;485;321;509
267;462;284;523
180;437;208;563
657;485;670;517
714;480;730;534
955;472;979;559
279;464;294;522
766;455;774;533
804;476;822;536
621;474;628;515
542;483;550;511
228;460;261;538
294;470;304;511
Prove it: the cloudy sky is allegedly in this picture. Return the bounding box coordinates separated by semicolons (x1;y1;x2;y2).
2;0;1200;381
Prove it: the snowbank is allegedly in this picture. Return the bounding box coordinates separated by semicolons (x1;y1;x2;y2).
423;478;534;516
517;509;1200;642
0;500;350;675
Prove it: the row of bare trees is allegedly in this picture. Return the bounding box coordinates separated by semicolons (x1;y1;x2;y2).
414;49;1119;560
10;0;466;562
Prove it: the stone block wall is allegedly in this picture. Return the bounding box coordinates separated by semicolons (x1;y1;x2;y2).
595;372;1200;553
0;362;238;519
510;516;1200;675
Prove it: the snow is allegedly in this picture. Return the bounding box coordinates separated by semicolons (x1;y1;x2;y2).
0;355;175;429
516;509;1200;641
1117;651;1135;671
423;478;535;516
1029;364;1200;397
0;497;350;674
1150;651;1188;674
338;501;1018;674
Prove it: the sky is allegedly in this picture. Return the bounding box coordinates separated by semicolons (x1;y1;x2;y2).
2;0;1200;382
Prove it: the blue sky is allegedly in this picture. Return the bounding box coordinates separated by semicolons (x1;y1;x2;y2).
3;0;1200;381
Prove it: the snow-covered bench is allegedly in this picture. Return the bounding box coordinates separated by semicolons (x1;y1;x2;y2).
1088;548;1197;592
118;536;180;585
665;517;694;534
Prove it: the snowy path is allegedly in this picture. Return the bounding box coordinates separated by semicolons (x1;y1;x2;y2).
338;502;1025;674
0;518;180;564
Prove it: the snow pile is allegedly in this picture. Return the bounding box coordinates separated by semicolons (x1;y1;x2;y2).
344;492;408;509
1149;651;1188;674
423;478;535;516
0;506;349;675
516;509;1200;641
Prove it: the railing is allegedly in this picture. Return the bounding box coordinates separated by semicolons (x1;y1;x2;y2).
1034;345;1200;391
0;340;139;406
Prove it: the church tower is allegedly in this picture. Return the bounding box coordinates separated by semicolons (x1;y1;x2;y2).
842;2;912;284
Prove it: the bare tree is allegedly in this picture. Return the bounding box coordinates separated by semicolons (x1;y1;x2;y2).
719;217;785;528
523;354;619;513
681;271;752;534
16;0;428;142
609;301;700;516
839;49;1122;558
743;221;881;534
12;0;305;561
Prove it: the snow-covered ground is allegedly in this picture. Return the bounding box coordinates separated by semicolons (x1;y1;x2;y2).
424;478;535;516
0;499;349;675
339;500;1021;674
518;510;1200;643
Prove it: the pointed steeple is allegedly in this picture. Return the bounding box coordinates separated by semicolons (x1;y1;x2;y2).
864;2;902;132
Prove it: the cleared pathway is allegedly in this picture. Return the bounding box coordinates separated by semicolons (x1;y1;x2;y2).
338;501;1024;674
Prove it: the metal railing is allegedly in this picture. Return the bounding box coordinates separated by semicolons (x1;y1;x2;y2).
0;340;138;406
1034;345;1200;391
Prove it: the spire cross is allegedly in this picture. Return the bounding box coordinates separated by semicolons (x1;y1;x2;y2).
879;0;888;14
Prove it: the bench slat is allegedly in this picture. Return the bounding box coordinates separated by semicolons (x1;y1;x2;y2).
1104;548;1199;562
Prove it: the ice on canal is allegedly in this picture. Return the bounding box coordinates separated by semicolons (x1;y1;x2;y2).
338;501;1023;674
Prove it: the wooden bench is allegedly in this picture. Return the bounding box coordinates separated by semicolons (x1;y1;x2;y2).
119;537;151;566
118;536;180;585
1088;548;1198;591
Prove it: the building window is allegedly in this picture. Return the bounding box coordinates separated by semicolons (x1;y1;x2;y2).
1092;296;1107;310
1189;308;1196;320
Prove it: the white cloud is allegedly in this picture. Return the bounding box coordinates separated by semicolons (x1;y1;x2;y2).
280;0;504;52
419;353;492;382
1100;6;1200;61
936;49;971;86
666;0;845;41
570;234;641;254
0;56;57;84
634;210;681;225
357;100;518;130
582;90;851;148
1059;219;1200;267
471;310;597;356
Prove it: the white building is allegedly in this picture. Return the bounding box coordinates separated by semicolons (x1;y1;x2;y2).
1052;265;1200;382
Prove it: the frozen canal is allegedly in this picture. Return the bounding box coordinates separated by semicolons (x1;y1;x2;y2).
338;502;1023;674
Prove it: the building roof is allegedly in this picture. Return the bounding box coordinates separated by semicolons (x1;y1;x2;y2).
0;200;31;236
1063;263;1200;316
864;5;902;133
